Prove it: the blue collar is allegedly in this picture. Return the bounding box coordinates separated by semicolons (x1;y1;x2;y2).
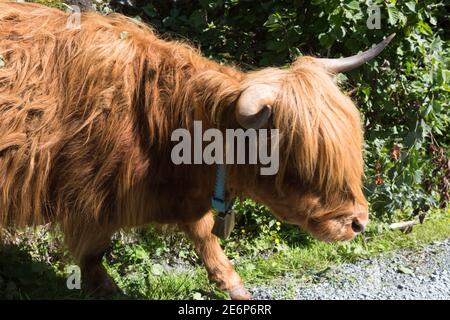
211;164;231;213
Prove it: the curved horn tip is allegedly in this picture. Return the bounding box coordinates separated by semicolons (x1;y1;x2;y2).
383;33;396;45
387;33;396;41
319;33;397;73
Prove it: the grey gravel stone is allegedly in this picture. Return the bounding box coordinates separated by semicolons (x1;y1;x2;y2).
251;238;450;300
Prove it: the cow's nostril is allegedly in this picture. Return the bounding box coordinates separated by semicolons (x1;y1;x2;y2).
351;219;364;233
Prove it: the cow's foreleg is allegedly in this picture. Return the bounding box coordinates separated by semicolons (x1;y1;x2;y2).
180;212;252;300
64;223;119;297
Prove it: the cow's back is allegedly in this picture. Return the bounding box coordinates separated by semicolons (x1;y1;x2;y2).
0;2;237;230
0;2;154;227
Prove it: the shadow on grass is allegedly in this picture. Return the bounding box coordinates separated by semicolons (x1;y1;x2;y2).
0;244;143;300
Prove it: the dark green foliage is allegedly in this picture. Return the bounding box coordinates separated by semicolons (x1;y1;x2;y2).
127;0;449;217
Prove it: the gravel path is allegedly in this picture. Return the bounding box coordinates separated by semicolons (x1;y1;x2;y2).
252;238;450;300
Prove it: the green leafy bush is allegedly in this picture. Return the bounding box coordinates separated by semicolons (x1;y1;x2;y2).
131;0;449;218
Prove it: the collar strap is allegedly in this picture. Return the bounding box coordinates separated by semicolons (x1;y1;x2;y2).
211;164;231;213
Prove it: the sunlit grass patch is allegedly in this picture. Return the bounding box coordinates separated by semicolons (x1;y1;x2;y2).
0;210;448;299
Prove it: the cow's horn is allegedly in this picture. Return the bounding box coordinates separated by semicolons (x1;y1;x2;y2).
235;84;276;129
318;33;396;73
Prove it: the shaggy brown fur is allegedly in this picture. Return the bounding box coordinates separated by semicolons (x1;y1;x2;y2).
0;2;368;298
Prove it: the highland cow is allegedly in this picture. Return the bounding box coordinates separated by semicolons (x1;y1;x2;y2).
0;2;394;299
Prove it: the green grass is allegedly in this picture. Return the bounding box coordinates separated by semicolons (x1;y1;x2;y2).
237;210;450;285
29;0;66;10
0;210;448;299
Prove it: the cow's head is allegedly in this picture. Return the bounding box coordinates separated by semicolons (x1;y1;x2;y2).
235;35;395;241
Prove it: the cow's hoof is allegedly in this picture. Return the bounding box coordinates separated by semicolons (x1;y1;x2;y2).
228;285;252;300
83;271;121;298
